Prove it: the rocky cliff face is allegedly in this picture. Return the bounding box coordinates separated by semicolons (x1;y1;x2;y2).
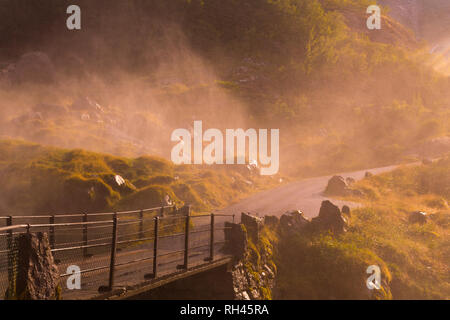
224;213;277;300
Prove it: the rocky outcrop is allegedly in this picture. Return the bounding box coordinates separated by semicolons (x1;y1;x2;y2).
311;201;349;234
224;203;352;300
6;232;61;300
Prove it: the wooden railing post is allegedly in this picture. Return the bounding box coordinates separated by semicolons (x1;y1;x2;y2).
6;216;14;298
108;213;118;290
49;215;55;249
83;213;88;257
183;206;191;269
209;213;215;262
152;216;159;278
139;209;144;239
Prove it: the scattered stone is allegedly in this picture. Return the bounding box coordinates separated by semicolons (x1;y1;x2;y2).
351;189;364;197
422;158;433;165
346;177;356;185
241;291;251;300
250;289;260;299
342;205;351;216
409;211;428;225
365;171;373;178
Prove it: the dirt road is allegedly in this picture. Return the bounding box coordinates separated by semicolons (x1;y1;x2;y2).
218;164;401;219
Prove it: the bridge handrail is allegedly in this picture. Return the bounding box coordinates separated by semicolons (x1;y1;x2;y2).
0;207;237;299
0;205;176;220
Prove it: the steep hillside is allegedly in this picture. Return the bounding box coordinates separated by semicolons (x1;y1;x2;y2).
0;0;448;178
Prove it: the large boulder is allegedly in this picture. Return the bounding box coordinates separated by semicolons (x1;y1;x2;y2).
312;201;348;234
325;176;350;196
6;232;60;300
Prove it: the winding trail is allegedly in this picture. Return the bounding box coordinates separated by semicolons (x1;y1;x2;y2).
217;164;402;219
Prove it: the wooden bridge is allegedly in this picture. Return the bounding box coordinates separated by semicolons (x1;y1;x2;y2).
0;205;236;300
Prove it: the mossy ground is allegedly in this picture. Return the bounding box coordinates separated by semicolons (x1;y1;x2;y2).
0;139;282;216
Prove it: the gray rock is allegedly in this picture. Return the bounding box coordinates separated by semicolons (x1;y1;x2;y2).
312;201;348;234
325;176;350;196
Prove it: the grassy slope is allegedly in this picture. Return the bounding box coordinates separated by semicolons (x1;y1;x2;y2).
0;139;282;216
275;158;449;299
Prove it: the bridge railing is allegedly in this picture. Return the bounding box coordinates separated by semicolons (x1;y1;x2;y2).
0;206;235;300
